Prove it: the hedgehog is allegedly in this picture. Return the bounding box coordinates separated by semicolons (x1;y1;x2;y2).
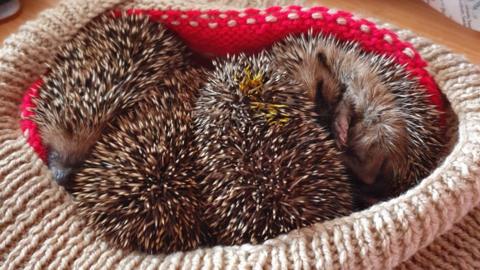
193;52;353;246
33;12;198;185
69;69;207;253
271;32;445;199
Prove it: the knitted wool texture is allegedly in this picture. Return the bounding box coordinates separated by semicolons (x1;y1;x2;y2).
1;0;480;269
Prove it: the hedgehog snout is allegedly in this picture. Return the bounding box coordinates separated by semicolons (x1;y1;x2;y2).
48;150;77;185
50;164;73;186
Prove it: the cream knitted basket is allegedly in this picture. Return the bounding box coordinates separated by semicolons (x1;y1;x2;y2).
1;0;480;269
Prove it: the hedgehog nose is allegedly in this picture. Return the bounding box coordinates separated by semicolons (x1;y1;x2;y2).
50;166;73;186
48;151;73;186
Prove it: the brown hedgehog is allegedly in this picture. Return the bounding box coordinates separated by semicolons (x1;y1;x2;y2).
70;69;207;253
271;32;445;200
33;12;196;185
193;52;353;246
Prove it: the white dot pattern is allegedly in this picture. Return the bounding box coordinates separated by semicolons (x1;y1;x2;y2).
154;7;405;43
265;15;277;22
360;24;370;33
403;47;415;58
287;13;299;20
336;17;347;25
312;12;323;19
384;34;393;44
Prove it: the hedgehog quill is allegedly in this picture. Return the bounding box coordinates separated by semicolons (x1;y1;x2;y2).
194;52;353;246
272;32;445;199
33;13;196;184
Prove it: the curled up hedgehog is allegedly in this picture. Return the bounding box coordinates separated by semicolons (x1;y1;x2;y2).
33;12;199;185
193;52;353;246
271;32;445;200
69;67;207;253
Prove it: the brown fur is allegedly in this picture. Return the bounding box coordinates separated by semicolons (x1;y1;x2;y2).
272;33;444;198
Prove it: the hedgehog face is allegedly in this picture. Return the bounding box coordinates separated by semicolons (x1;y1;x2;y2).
41;126;100;184
274;33;446;201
